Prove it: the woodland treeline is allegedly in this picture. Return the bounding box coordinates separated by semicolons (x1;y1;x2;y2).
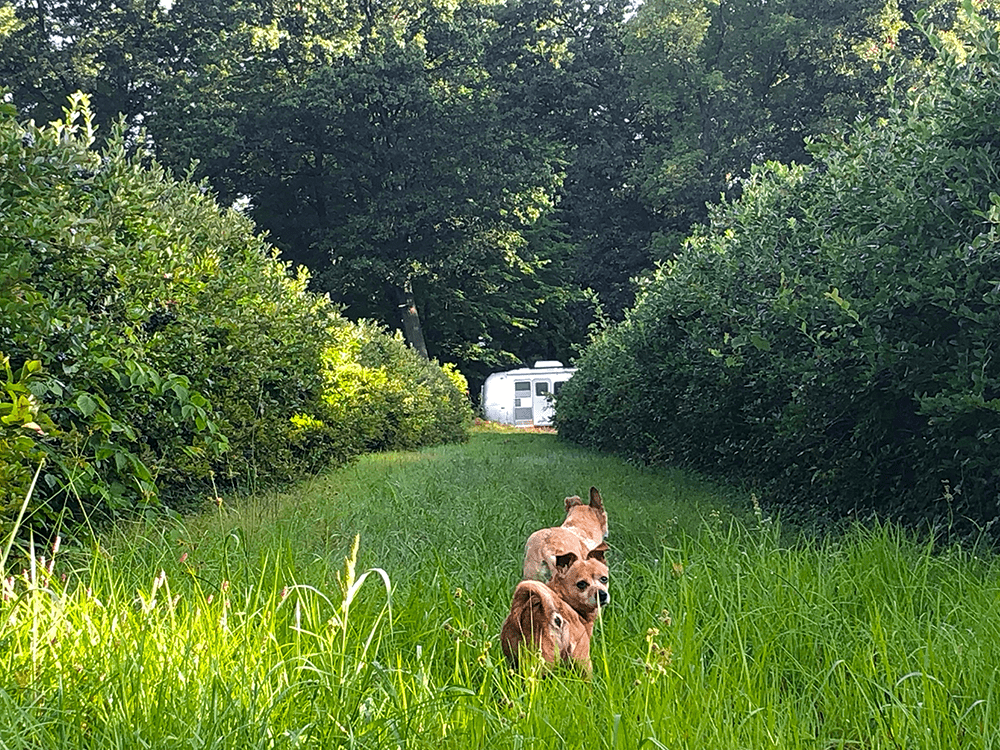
4;0;1000;534
4;0;997;390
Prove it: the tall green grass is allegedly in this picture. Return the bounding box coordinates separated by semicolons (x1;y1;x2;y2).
2;432;998;748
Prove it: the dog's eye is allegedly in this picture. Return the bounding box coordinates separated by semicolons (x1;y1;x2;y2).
600;576;608;585
576;581;587;590
554;615;562;628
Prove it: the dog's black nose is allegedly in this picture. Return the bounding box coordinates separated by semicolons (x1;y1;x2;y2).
598;589;609;606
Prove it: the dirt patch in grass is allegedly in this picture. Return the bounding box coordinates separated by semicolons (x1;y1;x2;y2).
471;419;556;434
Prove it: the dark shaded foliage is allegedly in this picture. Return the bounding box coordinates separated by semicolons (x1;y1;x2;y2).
558;12;1000;533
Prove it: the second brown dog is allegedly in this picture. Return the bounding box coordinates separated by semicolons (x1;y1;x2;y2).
500;543;609;675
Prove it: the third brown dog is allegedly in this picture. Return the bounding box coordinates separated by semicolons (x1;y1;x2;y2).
500;544;609;675
522;486;608;582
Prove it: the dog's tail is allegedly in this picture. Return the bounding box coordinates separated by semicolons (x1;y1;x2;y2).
589;486;603;511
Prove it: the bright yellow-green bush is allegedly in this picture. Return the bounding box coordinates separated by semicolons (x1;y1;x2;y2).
0;93;471;534
317;322;471;454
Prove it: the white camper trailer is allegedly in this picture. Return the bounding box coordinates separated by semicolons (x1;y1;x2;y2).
480;361;576;427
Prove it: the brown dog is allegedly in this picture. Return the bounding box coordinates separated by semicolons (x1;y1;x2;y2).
501;544;609;675
522;487;608;582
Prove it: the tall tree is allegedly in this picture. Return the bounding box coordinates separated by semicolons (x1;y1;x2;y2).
550;0;657;318
152;4;566;368
0;0;169;136
622;0;1000;270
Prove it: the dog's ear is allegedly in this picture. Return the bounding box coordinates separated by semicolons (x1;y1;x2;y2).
589;487;604;511
564;495;582;512
554;551;579;572
510;582;552;615
587;542;609;564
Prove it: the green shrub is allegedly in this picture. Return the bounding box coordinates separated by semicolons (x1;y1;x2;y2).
0;357;54;517
1;93;471;535
320;322;471;454
1;95;222;528
559;11;1000;530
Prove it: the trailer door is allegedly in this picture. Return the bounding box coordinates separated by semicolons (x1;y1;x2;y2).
513;380;533;426
533;379;553;426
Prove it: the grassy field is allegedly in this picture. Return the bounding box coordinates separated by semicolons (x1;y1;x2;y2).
2;429;999;749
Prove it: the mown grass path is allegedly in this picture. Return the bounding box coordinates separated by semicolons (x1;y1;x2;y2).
2;430;999;748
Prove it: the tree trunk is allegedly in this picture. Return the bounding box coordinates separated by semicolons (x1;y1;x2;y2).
396;278;429;359
34;0;48;36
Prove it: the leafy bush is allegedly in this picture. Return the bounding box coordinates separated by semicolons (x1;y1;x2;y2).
558;11;1000;530
317;322;471;458
1;93;471;535
0;357;54;516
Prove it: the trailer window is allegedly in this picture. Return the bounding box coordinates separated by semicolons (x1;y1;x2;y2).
534;382;549;396
553;381;565;395
514;381;531;406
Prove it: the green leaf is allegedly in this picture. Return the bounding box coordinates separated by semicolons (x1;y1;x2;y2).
76;393;98;417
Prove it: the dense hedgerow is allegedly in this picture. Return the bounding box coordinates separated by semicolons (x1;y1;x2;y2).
558;13;1000;529
0;94;471;533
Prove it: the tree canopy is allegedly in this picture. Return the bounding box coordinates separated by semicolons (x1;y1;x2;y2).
2;0;997;392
